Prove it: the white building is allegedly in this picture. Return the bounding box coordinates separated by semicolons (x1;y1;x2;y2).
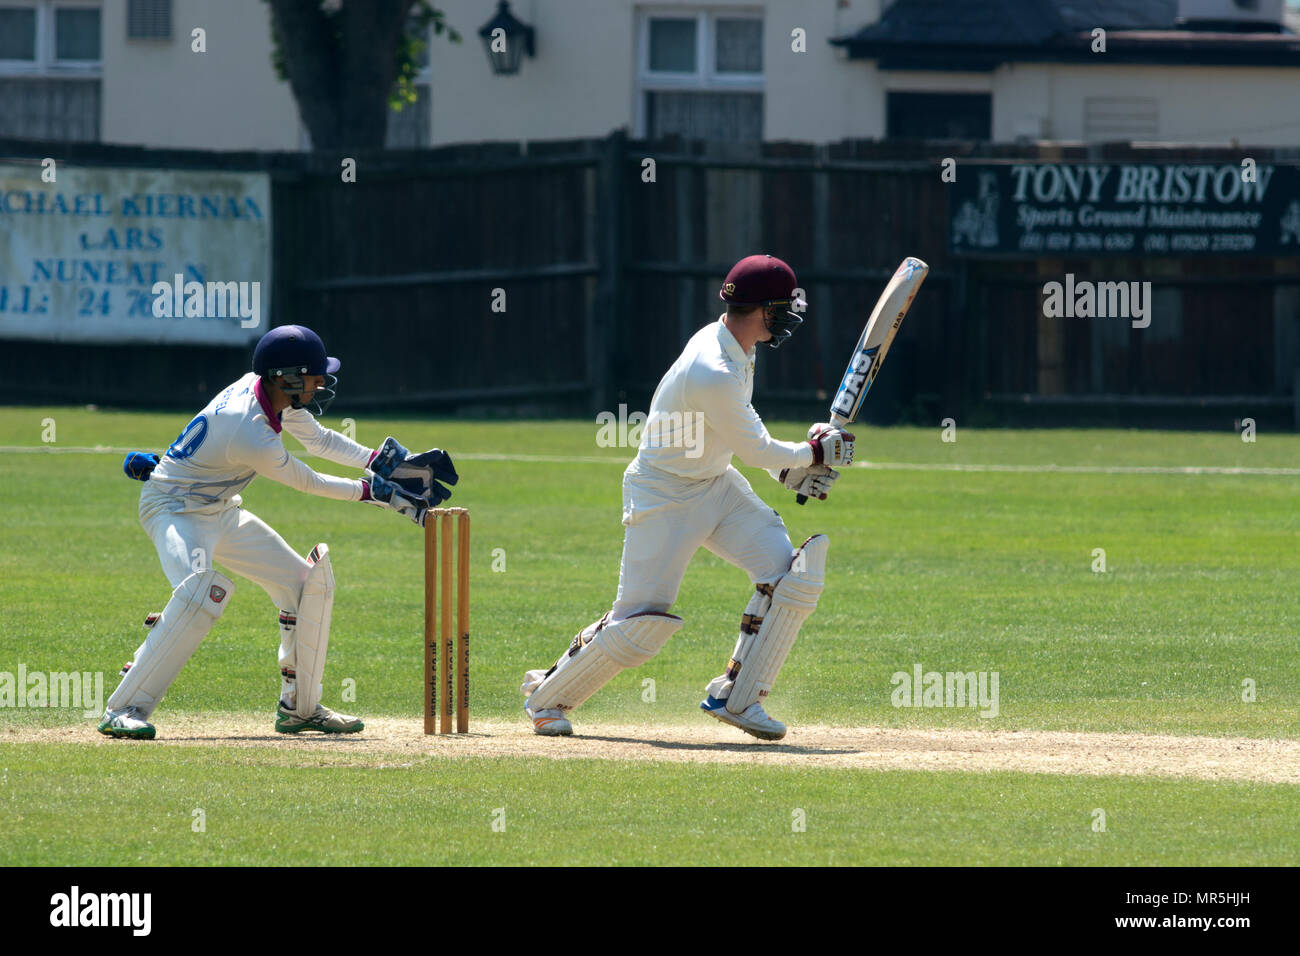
2;0;1300;149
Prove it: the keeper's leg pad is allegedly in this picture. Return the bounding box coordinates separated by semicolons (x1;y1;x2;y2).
726;534;828;714
525;611;683;713
105;569;234;718
291;544;334;718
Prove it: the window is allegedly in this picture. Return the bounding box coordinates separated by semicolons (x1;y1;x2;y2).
0;1;101;72
127;0;171;40
886;92;991;140
714;17;761;73
637;9;764;144
0;8;37;61
649;17;696;72
54;5;99;62
0;1;101;141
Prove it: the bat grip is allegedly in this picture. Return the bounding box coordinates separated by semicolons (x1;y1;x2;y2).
795;493;808;506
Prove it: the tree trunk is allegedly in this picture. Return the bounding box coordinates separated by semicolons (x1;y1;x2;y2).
267;0;416;151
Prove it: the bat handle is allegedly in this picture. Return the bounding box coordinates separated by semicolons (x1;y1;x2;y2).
795;493;808;506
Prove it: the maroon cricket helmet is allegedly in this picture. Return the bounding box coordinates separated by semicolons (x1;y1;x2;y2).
719;254;799;304
718;254;805;349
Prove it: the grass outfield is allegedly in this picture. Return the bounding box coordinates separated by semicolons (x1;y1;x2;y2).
1;406;1297;865
2;743;1297;866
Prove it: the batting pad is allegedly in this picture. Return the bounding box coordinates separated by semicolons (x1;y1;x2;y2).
292;544;334;718
703;585;773;703
728;534;828;713
105;569;234;718
527;612;683;713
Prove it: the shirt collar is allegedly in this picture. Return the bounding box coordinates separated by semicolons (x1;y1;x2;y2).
253;376;283;433
716;316;755;368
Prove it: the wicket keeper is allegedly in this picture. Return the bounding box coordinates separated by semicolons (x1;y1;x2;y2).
99;325;459;739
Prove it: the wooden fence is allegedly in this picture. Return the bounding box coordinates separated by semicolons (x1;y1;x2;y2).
2;134;1298;427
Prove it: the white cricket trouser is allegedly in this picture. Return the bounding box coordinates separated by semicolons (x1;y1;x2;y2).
611;464;793;620
138;483;310;670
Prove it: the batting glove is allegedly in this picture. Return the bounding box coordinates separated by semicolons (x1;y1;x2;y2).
808;423;855;467
778;464;841;500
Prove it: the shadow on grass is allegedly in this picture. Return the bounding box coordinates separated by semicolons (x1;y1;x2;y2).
574;732;852;757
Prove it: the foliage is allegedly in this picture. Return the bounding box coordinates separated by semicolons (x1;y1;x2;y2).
264;0;461;113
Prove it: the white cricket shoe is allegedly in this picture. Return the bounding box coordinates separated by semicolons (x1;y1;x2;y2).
525;704;573;736
700;696;787;741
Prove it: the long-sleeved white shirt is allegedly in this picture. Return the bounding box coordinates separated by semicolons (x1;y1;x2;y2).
631;317;813;482
147;372;371;512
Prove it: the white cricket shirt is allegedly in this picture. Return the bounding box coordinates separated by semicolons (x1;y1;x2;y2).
146;372;371;512
631;317;813;481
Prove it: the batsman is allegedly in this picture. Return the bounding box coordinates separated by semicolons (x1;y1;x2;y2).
522;255;853;740
99;324;459;740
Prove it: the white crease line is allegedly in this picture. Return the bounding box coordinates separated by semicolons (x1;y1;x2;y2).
0;445;154;454
0;446;630;465
860;461;1300;477
0;446;1295;476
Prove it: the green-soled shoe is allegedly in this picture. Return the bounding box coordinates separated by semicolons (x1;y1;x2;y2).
275;703;364;734
97;707;156;740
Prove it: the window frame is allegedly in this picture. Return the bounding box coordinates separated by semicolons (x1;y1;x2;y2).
0;0;101;76
635;6;764;136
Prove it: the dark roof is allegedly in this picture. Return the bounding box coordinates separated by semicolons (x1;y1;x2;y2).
831;0;1300;69
844;0;1177;47
1043;1;1179;32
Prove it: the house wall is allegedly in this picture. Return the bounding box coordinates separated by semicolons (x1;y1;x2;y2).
83;0;1300;150
101;0;302;149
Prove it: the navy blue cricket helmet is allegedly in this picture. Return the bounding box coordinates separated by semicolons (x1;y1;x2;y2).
252;325;340;414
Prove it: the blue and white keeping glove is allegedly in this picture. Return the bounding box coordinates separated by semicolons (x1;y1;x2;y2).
366;474;430;527
370;436;457;505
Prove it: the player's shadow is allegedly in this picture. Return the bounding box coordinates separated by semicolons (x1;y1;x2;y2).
577;732;851;756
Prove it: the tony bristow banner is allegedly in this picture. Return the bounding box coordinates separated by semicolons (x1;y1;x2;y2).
950;162;1300;258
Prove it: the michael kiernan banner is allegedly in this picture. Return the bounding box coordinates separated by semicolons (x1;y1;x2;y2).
0;163;271;345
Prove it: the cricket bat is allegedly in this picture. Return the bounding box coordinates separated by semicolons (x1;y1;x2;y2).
797;256;929;504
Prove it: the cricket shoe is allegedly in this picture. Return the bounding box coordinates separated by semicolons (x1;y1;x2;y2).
525;704;573;737
97;706;156;740
700;696;786;741
275;702;364;734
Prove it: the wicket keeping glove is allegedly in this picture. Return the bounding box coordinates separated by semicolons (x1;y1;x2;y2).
371;436;457;505
366;474;431;527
